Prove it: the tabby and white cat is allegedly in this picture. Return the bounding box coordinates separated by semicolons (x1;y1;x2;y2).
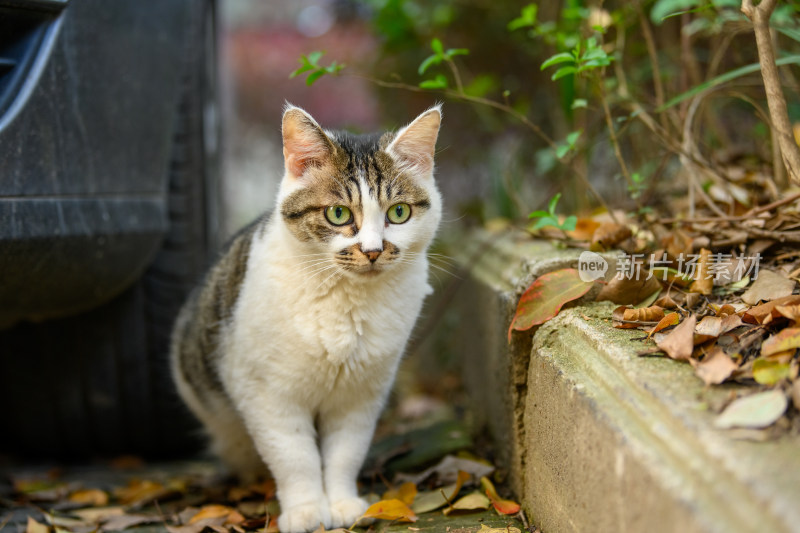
170;105;442;532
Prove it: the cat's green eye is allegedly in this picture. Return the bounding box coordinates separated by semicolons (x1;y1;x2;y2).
325;205;353;226
387;203;411;224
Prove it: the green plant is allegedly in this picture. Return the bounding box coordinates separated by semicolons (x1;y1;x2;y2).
528;193;577;232
540;36;614;81
289;51;344;86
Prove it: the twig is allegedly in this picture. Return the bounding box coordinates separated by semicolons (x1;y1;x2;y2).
747;191;800;216
634;0;666;125
445;57;465;95
352;73;621;222
734;226;800;243
741;0;800;185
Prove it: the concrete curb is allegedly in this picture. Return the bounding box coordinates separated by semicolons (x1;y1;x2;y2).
454;232;800;533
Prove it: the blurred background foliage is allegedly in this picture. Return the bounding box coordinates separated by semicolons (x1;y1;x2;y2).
221;0;800;234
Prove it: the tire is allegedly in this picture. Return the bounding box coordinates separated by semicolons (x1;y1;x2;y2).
0;0;220;459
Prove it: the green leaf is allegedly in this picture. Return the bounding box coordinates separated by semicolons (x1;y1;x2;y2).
658;55;800;111
532;216;559;230
551;65;577;80
508;4;538;31
528;210;550;219
418;54;441;75
565;130;582;146
508;268;594;340
307;50;323;65
650;0;701;25
556;143;570;159
445;48;469;58
419;74;448;89
560;215;577;231
306;70;326;86
541;52;575;70
571;98;588;109
431;38;444;55
289;63;315;78
547;193;561;214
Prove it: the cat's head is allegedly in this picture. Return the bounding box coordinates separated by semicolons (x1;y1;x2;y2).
277;104;442;278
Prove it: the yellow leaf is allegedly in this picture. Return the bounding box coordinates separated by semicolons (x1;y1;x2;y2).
382;482;417;506
479;477;521;515
442;491;490;515
357;499;418;524
68;489;109;507
761;328;800;357
113;480;167;506
189;505;238;525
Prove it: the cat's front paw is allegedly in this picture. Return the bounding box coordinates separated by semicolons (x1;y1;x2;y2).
277;502;332;533
329;497;371;529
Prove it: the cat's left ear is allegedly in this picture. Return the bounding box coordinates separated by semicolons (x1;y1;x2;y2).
387;105;442;178
282;104;335;180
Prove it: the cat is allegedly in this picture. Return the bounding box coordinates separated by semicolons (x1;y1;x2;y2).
170;104;443;533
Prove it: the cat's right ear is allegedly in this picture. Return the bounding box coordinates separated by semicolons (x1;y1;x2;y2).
282;105;334;180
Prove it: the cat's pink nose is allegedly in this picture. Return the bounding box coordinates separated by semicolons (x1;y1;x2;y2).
364;249;382;262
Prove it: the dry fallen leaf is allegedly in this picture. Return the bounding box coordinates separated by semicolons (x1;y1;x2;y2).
70;507;126;523
742;295;800;324
113;480;168;506
479;477;520;515
656;315;697;361
27;517;49;533
477;525;522;533
100;514;159;531
382;482;417;507
741;270;796;305
508;269;593;340
689;248;713;295
69;489;109;507
590;222;632;251
647;312;680;337
596;274;661;306
357;499;418;524
442;491;491;515
695;349;738;385
714;390;788;429
753;358;791;386
761;328;800;357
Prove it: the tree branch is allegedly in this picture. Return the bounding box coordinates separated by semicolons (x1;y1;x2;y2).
741;0;800;185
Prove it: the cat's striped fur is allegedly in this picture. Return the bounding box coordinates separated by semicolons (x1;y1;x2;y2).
170;105;442;533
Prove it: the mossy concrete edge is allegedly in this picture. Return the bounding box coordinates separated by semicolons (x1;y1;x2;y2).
454;232;800;533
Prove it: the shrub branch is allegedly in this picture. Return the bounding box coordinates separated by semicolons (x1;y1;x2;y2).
741;0;800;185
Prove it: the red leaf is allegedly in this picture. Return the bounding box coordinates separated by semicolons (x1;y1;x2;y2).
508;269;593;341
480;477;520;516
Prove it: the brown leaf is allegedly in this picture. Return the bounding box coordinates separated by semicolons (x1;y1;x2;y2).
714;304;737;317
590;223;632;251
654;292;681;309
113;480;169;506
647;312;680;337
695;349;738;385
69;489;109;507
661;229;693;259
656;315;697;361
612;306;639;329
741;270;796;305
70;507;126;524
743;295;800;324
689;248;713;295
596;274;662;305
566;218;601;241
775;304;800;323
508;269;593;341
623;305;665;322
761;328;800;357
27;517;49;533
100;515;160;532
